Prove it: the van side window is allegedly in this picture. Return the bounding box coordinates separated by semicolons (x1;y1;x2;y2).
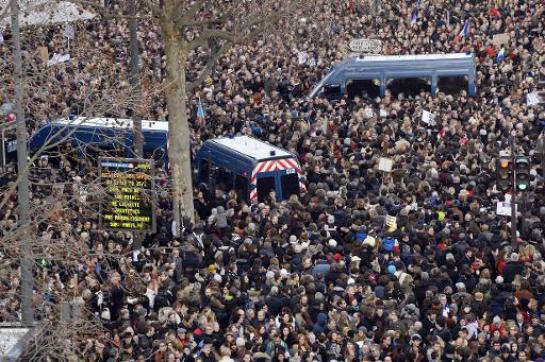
257;176;275;202
234;175;249;200
199;160;210;182
216;167;234;192
281;173;299;199
323;84;341;98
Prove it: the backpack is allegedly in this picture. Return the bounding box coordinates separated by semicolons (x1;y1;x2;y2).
355;231;367;242
382;236;398;252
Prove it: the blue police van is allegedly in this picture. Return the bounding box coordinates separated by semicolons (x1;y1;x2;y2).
29;117;168;166
195;135;306;203
310;53;477;98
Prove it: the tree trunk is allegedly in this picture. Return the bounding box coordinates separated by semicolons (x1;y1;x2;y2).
10;0;34;325
128;0;143;157
161;6;195;232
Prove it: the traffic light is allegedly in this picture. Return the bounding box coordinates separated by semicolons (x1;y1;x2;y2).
496;156;513;192
515;156;531;191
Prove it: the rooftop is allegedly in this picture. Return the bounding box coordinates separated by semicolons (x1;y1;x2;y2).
351;53;473;62
212;136;293;160
53;117;169;132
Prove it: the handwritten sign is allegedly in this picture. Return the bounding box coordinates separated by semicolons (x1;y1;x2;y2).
348;38;382;54
421;110;436;125
527;92;544;106
378;157;394;173
496;194;516;217
99;158;156;232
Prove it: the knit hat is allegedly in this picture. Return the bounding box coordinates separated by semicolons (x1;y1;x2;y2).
387;264;396;274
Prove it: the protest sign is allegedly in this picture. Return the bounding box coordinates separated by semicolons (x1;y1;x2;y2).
378;157;394;172
496;194;517;217
527;92;543;106
64;22;75;39
48;53;70;67
421;110;436;125
348;38;382;54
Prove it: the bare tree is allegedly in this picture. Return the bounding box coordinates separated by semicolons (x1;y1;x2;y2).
6;0;306;229
153;0;304;228
9;0;34;326
128;0;144;157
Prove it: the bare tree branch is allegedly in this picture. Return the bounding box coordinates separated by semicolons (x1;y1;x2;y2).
187;43;229;92
173;1;202;28
187;29;235;49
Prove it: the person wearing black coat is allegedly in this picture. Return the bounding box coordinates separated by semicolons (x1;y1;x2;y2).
503;256;525;284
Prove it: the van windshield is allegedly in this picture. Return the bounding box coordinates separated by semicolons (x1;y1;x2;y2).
281;173;299;199
257;176;275;202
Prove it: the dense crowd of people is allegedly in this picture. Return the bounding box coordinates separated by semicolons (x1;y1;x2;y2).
2;0;545;361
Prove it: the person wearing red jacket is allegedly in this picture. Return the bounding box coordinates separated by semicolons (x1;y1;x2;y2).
489;316;507;339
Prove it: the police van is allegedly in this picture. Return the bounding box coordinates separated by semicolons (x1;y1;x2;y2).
29;117;168;166
195;135;305;203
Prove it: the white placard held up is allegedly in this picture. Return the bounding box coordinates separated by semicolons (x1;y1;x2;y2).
496;202;512;216
422;110;436;125
48;53;70;67
378;157;394;173
496;194;517;217
64;22;75;39
527;92;543;106
297;51;309;65
348;38;382;54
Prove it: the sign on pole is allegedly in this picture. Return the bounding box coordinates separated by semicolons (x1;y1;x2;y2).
99;157;156;232
64;22;75;49
64;22;75;40
348;38;382;54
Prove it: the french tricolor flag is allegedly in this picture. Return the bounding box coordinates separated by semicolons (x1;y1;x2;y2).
455;20;469;41
496;47;506;63
196;97;205;127
410;8;418;26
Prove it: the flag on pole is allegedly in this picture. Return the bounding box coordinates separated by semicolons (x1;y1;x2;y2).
196;97;205;127
455;20;469;41
496;47;506;63
410;8;418;26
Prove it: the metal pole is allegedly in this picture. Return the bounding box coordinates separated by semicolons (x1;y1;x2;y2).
539;131;545;180
128;0;143;157
1;128;6;170
511;137;517;248
10;0;34;325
